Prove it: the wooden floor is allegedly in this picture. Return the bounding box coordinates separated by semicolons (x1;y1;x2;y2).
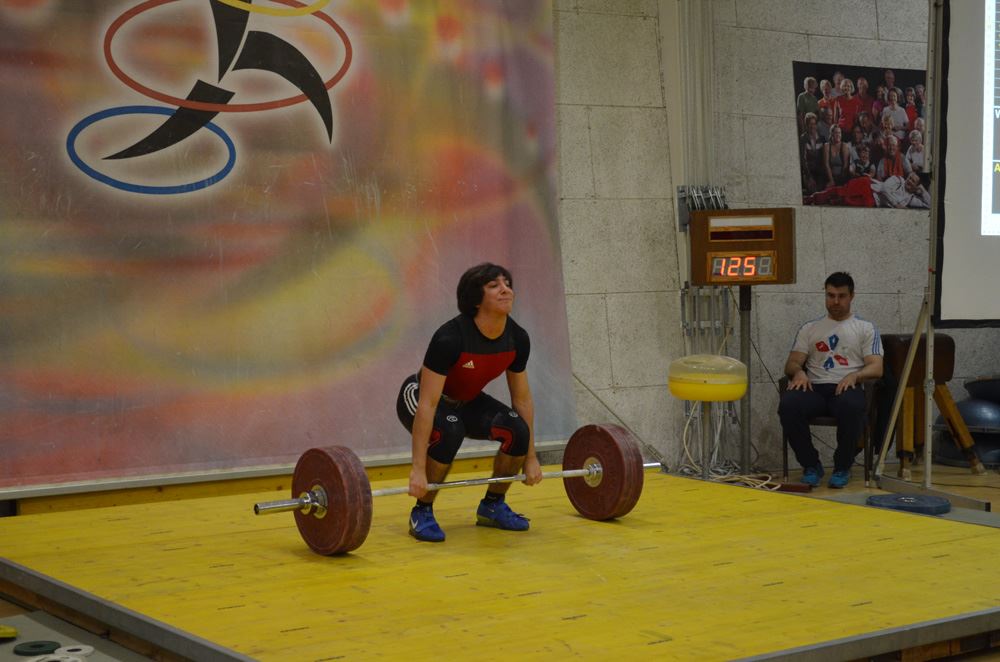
3;463;1000;660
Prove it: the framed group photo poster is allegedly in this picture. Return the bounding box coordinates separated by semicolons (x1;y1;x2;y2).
793;62;930;209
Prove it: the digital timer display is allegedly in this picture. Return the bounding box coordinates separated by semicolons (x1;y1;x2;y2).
688;209;794;286
709;252;775;281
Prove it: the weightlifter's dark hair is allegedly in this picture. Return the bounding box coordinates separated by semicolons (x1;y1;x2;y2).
457;263;513;316
824;271;855;294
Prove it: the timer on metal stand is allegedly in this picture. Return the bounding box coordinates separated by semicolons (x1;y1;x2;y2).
688;207;796;472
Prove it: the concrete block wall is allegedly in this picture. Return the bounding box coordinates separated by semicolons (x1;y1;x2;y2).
554;0;688;468
554;0;1000;472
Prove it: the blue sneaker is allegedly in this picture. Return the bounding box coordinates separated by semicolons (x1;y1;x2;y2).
801;465;824;487
828;469;851;489
409;506;445;542
476;499;530;531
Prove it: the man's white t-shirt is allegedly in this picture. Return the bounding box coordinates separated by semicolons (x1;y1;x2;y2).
791;314;882;384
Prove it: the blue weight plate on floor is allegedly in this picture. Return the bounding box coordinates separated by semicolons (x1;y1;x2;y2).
866;494;951;515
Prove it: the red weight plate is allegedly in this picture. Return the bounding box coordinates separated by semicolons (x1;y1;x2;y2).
603;424;644;519
562;424;644;520
292;446;373;555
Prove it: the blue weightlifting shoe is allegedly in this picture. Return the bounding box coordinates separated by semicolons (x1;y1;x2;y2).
828;469;851;489
801;465;824;487
409;505;445;542
476;499;530;531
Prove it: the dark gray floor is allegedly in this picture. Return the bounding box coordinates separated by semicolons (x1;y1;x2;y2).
820;490;1000;528
0;611;150;661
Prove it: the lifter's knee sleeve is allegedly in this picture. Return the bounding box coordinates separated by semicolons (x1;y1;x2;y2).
490;410;530;456
426;412;466;465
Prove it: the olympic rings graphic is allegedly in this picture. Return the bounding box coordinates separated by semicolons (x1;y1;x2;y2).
214;0;331;17
69;0;350;194
103;0;352;113
67;106;236;194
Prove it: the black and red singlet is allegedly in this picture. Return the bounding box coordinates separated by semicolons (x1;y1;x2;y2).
422;314;530;401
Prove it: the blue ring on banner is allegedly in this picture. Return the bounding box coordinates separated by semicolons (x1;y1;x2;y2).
66;105;236;195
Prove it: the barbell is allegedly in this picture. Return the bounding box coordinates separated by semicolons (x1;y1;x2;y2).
253;423;665;555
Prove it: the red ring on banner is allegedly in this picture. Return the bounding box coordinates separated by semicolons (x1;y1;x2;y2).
103;0;352;113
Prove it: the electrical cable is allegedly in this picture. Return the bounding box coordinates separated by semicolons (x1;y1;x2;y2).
571;371;669;470
675;288;778;487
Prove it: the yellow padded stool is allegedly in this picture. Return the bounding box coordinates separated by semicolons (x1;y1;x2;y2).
669;354;747;478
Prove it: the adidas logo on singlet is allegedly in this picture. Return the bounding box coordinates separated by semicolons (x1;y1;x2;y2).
462;360;475;369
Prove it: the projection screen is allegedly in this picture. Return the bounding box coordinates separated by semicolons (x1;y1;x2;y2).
936;0;1000;326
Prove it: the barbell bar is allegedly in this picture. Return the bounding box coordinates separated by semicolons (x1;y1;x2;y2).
254;462;665;514
253;423;666;555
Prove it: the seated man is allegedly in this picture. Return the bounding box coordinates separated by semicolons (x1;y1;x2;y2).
778;272;884;488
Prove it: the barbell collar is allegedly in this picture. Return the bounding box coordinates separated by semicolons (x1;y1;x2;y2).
254;487;327;516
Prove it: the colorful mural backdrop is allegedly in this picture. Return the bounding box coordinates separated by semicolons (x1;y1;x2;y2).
0;0;574;488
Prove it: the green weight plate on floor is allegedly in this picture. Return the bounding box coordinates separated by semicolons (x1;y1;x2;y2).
13;640;61;656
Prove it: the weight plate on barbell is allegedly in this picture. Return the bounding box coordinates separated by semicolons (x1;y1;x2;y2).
562;424;644;520
292;447;373;555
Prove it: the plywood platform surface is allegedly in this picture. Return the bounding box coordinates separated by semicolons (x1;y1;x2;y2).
2;470;1000;661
